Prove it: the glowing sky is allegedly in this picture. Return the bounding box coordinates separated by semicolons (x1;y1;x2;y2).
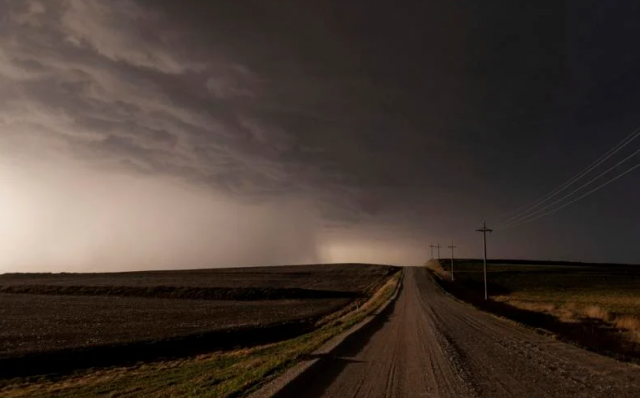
1;1;639;272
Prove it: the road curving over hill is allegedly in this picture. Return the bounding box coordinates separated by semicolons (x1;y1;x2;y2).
274;267;640;398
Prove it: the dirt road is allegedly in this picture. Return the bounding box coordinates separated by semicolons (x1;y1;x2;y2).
274;267;640;398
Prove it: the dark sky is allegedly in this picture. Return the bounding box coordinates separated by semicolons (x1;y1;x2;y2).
1;0;639;271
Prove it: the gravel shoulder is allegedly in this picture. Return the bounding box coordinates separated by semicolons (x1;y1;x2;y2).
275;267;640;398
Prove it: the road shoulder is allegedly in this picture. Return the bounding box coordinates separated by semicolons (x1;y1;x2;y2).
248;270;403;398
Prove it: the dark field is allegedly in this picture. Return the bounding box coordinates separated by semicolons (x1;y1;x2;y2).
0;264;391;301
0;294;349;357
0;263;397;378
430;259;640;363
0;264;389;291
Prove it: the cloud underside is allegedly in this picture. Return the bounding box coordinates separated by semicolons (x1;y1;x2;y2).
0;0;385;225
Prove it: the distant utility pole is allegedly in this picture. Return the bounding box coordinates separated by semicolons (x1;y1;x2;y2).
435;243;441;261
429;244;434;260
448;241;457;281
476;221;493;300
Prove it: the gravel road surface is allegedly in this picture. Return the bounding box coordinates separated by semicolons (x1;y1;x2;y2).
275;267;640;398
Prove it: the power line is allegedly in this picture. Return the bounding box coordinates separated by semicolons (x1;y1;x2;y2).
494;127;640;225
499;160;640;230
499;147;640;229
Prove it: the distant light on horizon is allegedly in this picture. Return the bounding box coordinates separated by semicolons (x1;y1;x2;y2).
0;156;325;273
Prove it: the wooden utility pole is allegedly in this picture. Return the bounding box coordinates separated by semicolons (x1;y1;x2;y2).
435;243;441;260
448;241;457;281
476;221;493;300
429;244;434;260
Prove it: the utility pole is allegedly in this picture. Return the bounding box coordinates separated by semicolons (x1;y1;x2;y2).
448;241;457;281
435;243;441;261
476;221;493;300
429;244;434;260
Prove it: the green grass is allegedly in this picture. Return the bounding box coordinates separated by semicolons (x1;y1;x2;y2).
0;273;401;398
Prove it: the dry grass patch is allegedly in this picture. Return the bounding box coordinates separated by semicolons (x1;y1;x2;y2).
615;316;640;331
494;298;557;313
498;299;616;324
425;260;449;280
582;305;611;322
614;316;640;345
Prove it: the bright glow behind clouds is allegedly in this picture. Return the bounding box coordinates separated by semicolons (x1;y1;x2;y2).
0;155;325;272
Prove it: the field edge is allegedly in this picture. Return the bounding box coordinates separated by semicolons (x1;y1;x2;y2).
0;268;403;398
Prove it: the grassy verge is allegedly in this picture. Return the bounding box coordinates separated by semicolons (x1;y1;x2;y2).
0;272;401;398
427;260;640;363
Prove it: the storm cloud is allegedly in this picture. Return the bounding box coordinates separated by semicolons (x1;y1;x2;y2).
1;0;640;271
0;0;335;271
